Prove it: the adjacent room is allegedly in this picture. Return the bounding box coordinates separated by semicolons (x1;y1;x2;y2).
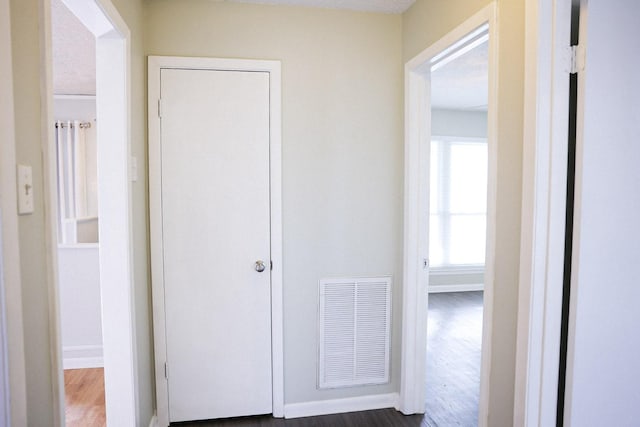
51;0;105;425
425;33;489;425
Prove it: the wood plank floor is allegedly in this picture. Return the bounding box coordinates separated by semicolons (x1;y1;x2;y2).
175;292;483;427
64;368;106;427
424;291;483;427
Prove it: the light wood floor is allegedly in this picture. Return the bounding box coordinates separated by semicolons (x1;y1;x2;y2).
64;368;106;427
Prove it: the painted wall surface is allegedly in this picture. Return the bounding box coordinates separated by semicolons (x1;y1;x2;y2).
10;0;57;424
404;1;525;425
145;0;403;404
108;0;156;424
0;0;28;423
58;247;102;365
432;108;487;138
9;0;153;425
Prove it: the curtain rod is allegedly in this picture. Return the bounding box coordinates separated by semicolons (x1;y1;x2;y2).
55;121;92;129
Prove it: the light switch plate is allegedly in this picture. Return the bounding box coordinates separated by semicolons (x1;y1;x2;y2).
17;164;34;215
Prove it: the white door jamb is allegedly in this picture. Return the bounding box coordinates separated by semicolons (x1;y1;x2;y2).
514;0;572;425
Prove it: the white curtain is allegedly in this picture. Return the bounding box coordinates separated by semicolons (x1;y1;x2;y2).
55;120;89;244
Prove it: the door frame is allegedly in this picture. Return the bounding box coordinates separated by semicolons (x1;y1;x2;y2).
514;0;572;425
399;4;498;423
40;0;138;425
148;56;284;426
0;0;28;423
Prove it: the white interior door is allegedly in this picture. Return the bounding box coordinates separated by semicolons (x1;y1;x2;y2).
565;1;640;425
160;68;272;422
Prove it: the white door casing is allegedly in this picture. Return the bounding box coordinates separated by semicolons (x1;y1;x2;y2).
400;4;498;423
149;56;283;426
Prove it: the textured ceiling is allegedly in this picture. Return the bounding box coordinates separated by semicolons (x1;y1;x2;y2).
52;0;96;95
431;41;489;111
229;0;415;14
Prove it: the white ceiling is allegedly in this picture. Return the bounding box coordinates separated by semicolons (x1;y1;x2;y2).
431;41;488;112
52;0;96;95
227;0;415;14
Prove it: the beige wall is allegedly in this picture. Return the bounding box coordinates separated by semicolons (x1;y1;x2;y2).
403;0;525;425
432;109;488;138
10;0;57;424
110;0;155;423
9;0;153;425
1;0;28;423
145;0;404;404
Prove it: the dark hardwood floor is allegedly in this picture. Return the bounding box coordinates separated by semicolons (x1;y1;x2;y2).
425;291;483;427
175;291;483;427
174;410;425;427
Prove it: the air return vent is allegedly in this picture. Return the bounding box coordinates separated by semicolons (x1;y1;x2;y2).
318;277;391;389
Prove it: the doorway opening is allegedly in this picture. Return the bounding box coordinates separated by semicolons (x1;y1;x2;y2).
400;4;497;424
51;2;104;423
425;31;489;425
44;0;136;425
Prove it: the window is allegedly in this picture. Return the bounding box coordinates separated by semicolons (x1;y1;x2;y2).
430;137;488;269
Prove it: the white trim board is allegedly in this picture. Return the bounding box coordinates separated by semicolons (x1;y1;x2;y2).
430;266;484;276
400;4;498;424
63;357;104;370
514;0;572;425
283;393;399;419
148;56;283;427
428;284;484;293
62;345;104;369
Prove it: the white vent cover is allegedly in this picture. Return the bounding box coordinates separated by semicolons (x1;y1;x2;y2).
318;277;391;389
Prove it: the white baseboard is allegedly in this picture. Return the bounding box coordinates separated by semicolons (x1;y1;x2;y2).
428;283;484;293
63;345;104;369
283;392;399;419
148;414;158;427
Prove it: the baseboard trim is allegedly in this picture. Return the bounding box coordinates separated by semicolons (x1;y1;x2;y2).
283;392;399;419
63;345;104;369
63;357;104;369
428;283;484;293
148;414;158;427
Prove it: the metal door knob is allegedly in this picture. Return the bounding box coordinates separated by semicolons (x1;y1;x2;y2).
255;260;266;273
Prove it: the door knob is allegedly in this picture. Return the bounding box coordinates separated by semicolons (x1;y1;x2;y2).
255;260;266;273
